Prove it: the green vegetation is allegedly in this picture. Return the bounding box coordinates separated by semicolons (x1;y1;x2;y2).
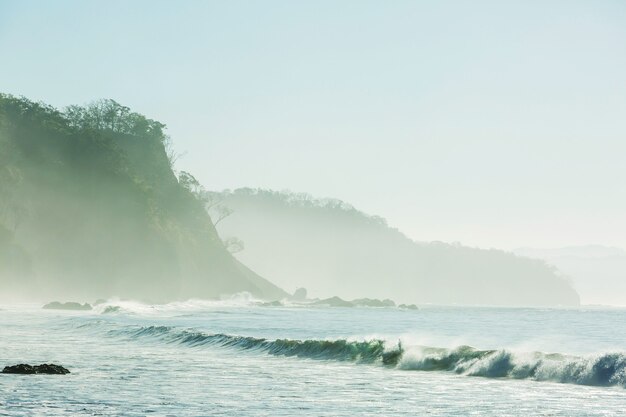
0;94;285;302
212;188;580;306
0;94;581;306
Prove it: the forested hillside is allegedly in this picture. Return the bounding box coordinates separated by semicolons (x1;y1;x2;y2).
213;188;580;306
0;95;285;302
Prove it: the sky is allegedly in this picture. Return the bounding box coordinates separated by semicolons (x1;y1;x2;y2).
1;0;625;251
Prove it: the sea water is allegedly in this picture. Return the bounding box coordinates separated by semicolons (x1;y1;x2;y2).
1;299;626;416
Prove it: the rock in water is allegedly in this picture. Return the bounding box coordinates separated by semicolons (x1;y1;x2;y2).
311;296;354;307
292;287;308;301
102;305;121;314
34;364;70;374
260;300;283;307
2;364;70;374
2;364;35;374
351;298;396;307
43;301;92;311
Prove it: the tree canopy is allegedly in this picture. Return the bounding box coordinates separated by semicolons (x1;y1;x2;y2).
0;94;285;302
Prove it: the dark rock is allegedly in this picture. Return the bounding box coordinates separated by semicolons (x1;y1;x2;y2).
43;301;92;311
292;287;307;301
260;300;282;307
352;298;396;307
2;364;70;374
311;296;354;307
102;306;121;314
2;364;35;374
399;303;419;310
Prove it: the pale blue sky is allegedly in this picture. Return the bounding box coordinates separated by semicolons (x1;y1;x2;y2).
1;0;625;249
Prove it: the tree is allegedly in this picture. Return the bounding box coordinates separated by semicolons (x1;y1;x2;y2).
65;99;166;141
164;136;185;167
222;237;244;254
177;173;234;227
211;205;233;226
178;171;202;195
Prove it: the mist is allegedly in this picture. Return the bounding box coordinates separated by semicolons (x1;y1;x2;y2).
2;2;626;416
213;189;579;306
514;246;626;306
1;1;624;308
0;95;284;303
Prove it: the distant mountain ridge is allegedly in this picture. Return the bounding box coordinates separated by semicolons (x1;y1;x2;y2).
0;94;286;302
513;245;626;306
515;245;626;260
213;188;580;307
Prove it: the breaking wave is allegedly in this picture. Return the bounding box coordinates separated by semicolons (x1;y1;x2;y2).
120;325;402;365
117;325;626;388
399;345;626;387
91;293;264;315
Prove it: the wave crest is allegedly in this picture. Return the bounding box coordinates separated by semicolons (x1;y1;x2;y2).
121;326;402;365
400;345;626;386
113;325;626;388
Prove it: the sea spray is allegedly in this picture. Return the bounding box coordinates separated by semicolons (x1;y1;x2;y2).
110;325;626;388
399;345;626;386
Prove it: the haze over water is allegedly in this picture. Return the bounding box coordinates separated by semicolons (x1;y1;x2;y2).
1;1;626;416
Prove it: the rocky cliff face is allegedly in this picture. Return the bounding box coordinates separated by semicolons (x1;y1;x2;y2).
0;95;286;302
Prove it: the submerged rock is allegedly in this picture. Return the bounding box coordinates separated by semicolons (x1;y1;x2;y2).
260;300;283;307
2;364;70;375
102;305;121;314
352;298;396;308
43;301;92;311
311;296;354;307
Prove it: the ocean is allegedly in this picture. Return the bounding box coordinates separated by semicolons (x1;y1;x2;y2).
1;298;626;416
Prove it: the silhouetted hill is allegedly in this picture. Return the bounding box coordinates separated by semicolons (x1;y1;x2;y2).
0;95;286;302
514;246;626;305
213;188;580;306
